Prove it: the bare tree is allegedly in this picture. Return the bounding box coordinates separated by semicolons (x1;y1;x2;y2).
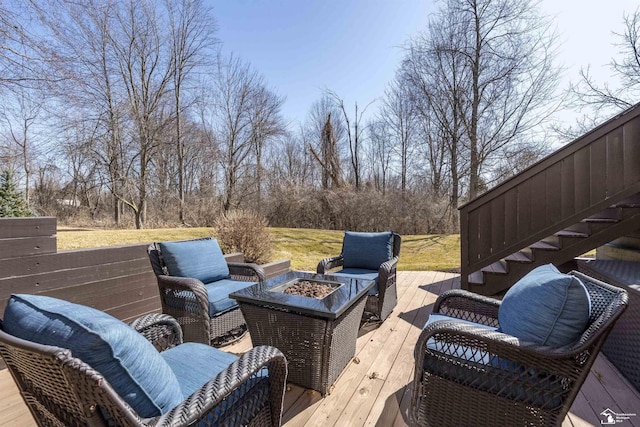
0;2;44;91
29;0;131;224
571;9;640;120
270;131;317;188
366;119;394;194
110;0;173;228
402;9;469;222
248;84;285;212
166;0;217;223
306;95;345;189
326;90;374;190
309;113;343;189
378;76;416;196
0;87;42;205
211;54;280;212
59;120;103;217
419;0;561;199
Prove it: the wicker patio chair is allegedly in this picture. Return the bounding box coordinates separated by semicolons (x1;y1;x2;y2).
0;297;287;427
317;231;401;321
148;238;266;346
411;270;628;427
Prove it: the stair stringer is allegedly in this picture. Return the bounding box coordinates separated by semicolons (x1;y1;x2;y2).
468;207;640;295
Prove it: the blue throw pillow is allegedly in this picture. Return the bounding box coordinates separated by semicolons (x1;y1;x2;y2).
3;294;184;418
160;238;230;283
342;231;393;271
498;264;591;346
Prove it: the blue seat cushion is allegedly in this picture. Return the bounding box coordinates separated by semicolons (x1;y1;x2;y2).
423;314;497;364
421;313;563;409
3;294;183;418
342;231;393;271
498;264;591;346
160;239;230;283
331;268;380;295
161;343;270;425
161;342;239;396
205;279;257;316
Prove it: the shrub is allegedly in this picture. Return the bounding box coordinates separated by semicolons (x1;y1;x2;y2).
214;209;273;264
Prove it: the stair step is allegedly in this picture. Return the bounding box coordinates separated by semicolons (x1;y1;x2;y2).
555;230;589;238
613;194;640;208
468;271;484;285
587;207;621;221
481;260;508;275
505;251;533;263
582;217;619;223
530;241;560;251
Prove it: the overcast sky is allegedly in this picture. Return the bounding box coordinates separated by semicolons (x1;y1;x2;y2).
212;0;639;129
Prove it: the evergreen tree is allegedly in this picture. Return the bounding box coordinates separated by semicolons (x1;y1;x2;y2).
0;170;32;217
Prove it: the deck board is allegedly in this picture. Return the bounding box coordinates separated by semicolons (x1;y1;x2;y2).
1;271;639;426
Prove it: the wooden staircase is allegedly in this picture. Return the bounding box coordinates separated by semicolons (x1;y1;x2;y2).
467;196;640;294
459;103;640;295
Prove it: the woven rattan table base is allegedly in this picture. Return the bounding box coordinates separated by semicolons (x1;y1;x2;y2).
239;295;367;395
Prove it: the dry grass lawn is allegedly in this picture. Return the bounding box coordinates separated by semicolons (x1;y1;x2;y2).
56;226;461;271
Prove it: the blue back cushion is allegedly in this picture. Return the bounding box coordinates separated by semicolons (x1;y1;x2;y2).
3;294;184;418
160;239;230;283
498;264;591;346
342;231;393;270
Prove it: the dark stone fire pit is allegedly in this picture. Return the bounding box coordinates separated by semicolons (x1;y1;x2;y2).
230;271;375;395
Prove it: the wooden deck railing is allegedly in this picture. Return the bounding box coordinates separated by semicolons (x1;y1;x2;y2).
459;103;640;288
0;217;290;321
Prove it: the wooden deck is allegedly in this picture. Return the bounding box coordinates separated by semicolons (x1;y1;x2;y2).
1;271;639;426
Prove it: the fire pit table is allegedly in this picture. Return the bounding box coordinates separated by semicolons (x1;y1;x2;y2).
229;270;374;395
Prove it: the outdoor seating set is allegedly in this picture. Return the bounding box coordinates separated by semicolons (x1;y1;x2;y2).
147;231;401;396
0;230;629;426
0;230;400;426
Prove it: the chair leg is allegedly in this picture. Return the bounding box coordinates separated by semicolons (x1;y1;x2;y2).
212;324;248;347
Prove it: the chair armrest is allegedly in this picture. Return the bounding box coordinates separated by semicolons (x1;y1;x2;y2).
129;314;183;351
415;319;586;375
376;256;399;303
228;262;266;281
156;274;208;294
412;319;580;411
155;275;211;344
379;256;398;274
416;319;521;364
433;289;501;327
154;345;287;427
156;275;210;315
317;255;344;273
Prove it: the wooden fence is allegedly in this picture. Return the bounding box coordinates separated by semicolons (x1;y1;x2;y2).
0;217;290;321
